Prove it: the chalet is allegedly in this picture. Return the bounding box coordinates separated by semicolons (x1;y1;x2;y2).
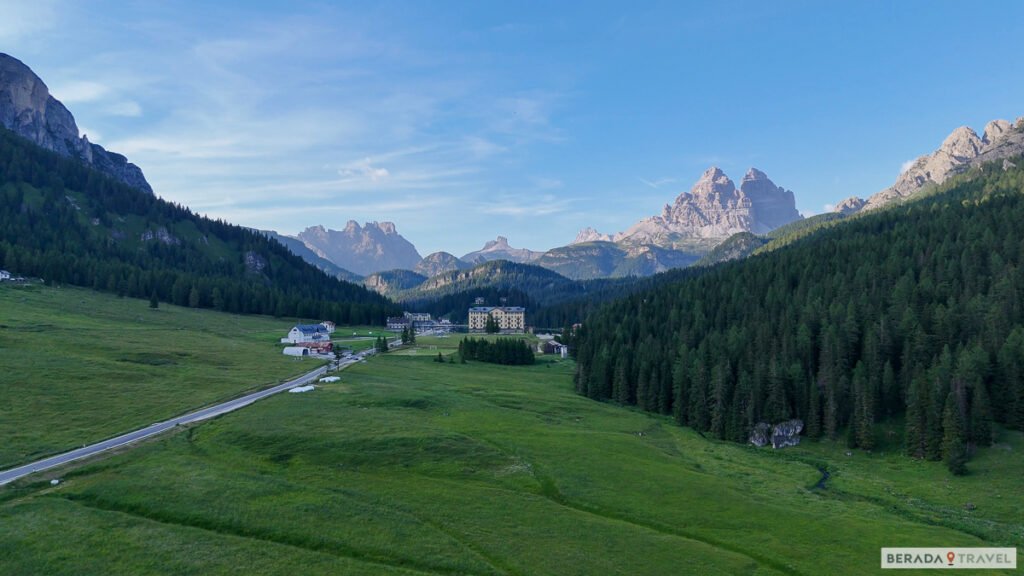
0;270;9;281
281;324;331;344
543;340;570;359
468;306;526;333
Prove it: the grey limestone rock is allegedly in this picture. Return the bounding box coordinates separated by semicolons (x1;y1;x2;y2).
0;53;152;193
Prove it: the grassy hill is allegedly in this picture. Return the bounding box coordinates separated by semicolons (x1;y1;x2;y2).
2;340;1019;574
0;284;329;468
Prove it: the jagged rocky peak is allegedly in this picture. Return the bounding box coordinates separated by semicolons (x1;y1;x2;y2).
847;116;1024;213
296;220;422;276
613;166;801;246
738;168;801;229
939;126;983;161
572;227;614;245
461;235;543;264
0;53;152;193
983;119;1012;144
687;166;735;199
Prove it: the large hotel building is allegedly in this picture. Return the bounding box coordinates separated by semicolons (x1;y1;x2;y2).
468;306;526;333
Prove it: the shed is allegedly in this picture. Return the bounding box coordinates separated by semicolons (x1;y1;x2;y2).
283;346;310;357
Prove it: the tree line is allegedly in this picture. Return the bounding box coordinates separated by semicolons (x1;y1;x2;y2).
459;337;535;365
0;127;399;325
574;158;1024;474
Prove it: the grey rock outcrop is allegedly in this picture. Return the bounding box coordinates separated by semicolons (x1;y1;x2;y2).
749;419;803;449
297;221;422;276
834;196;866;215
847;117;1024;213
0;53;152;193
749;422;771;447
771;419;804;449
461;236;543;265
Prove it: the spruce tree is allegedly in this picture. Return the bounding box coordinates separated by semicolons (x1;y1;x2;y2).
904;375;928;458
942;390;968;475
970;382;993;446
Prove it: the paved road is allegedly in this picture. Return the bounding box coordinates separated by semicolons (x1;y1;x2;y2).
0;353;369;486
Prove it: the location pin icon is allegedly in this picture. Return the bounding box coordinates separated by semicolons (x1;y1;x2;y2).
947;551;955;566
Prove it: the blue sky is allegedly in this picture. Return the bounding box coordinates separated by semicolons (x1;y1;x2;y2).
4;1;1024;256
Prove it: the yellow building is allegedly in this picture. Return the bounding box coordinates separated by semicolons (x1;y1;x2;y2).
468;306;526;332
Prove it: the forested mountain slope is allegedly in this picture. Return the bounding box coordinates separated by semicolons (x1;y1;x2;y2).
575;158;1024;473
0;127;397;324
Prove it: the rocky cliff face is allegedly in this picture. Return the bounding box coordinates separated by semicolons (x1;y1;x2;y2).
0;53;152;193
414;251;470;277
840;118;1024;213
297;221;422;276
461;236;543;264
582;167;801;250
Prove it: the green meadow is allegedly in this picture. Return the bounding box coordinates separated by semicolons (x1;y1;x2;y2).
2;332;1019;575
0;284;327;468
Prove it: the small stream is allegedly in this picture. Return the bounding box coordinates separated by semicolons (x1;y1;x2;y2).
813;466;830;490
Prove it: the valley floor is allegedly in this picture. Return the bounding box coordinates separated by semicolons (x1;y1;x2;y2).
2;334;1020;575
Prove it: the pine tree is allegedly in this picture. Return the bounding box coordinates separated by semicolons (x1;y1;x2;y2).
905;375;928;458
854;361;875;450
149;290;159;309
970;382;993;446
942;390;968;475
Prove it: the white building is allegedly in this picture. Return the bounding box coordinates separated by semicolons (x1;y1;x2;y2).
0;270;10;281
281;324;331;344
283;346;311;357
468;306;526;332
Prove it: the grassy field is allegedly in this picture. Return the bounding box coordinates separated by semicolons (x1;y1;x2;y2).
0;284;331;468
1;334;1019;575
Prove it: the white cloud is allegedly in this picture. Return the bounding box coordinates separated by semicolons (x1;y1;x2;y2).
479;194;572;217
339;158;391;183
899;158;917;173
51;80;111;103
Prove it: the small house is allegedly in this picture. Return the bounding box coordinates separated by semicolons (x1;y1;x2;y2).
0;270;9;281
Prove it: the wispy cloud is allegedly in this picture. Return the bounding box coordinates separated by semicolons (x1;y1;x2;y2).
638;177;676;189
478;194;573;217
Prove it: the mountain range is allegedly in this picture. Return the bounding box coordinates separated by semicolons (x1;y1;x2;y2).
267;166;803;284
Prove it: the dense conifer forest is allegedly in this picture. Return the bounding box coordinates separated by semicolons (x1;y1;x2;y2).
0;127;398;324
575;159;1024;473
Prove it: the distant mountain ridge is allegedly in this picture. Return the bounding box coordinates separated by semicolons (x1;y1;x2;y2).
0;53;152;193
